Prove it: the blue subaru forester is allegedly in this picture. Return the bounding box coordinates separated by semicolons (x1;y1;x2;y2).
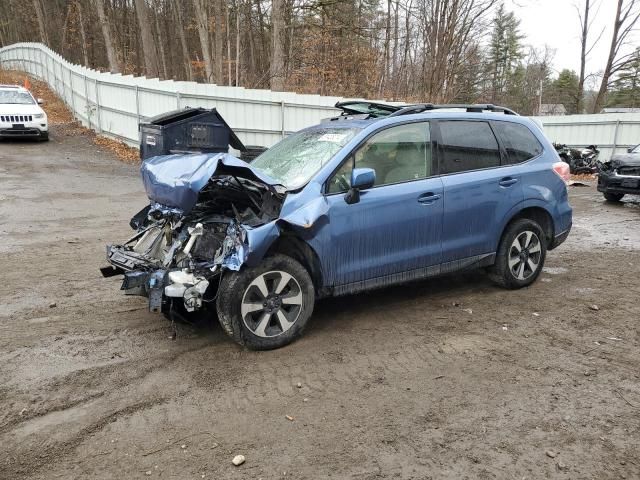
103;103;572;350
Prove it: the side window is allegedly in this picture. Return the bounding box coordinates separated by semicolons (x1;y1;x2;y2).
492;121;543;164
438;121;501;174
327;122;431;193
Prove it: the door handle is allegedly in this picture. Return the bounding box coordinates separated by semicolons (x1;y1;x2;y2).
499;177;518;187
417;192;441;204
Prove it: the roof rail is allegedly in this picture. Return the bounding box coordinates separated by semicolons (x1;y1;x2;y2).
388;103;519;117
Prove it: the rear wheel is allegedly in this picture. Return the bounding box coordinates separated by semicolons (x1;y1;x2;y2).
489;219;546;289
603;192;624;202
216;254;315;350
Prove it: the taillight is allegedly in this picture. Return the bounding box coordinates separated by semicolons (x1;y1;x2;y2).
552;161;570;183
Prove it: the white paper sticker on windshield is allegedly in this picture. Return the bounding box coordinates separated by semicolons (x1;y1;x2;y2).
318;133;347;143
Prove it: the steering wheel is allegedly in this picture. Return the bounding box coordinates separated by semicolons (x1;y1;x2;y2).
336;174;350;192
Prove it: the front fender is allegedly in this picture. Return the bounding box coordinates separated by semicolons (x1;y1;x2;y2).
242;193;330;268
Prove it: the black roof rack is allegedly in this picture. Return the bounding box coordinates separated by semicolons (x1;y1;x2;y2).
333;101;403;118
388;103;519;117
327;101;519;122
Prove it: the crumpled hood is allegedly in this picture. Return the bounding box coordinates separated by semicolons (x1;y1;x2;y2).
140;153;281;213
609;153;640;168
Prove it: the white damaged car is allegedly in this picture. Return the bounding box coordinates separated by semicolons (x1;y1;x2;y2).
0;84;48;141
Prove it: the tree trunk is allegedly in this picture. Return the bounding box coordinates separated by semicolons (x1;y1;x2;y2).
226;2;232;85
172;0;193;81
93;0;120;72
577;0;590;113
32;0;49;45
592;0;628;113
134;0;160;78
235;0;241;86
213;0;225;84
193;0;214;82
76;0;90;67
60;2;72;57
153;5;168;79
270;0;286;90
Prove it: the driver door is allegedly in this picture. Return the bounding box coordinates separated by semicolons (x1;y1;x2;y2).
322;122;443;288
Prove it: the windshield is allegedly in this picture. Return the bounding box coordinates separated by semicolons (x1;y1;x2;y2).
250;127;360;190
632;145;640;154
0;90;35;105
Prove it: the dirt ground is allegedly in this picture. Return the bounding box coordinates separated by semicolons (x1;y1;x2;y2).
1;128;639;480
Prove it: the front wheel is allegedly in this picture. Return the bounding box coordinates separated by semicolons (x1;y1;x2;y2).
216;254;315;350
488;219;547;289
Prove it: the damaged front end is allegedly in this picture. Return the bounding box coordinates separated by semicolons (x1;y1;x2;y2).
101;153;286;315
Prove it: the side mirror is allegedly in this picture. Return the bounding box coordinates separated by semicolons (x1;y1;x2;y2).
345;168;376;204
628;147;634;153
351;168;376;190
37;98;44;105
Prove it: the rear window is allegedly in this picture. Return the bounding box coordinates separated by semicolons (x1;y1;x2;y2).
492;121;543;164
438;121;501;174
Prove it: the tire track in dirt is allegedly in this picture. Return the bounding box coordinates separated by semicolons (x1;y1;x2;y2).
1;397;169;480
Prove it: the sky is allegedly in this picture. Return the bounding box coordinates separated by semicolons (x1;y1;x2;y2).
505;0;631;83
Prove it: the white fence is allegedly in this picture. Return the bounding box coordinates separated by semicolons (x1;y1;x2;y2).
0;43;346;148
530;113;640;161
1;42;639;159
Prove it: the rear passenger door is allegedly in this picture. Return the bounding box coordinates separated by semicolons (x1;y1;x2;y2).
436;120;524;264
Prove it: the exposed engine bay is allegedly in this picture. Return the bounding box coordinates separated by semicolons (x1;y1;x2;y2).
101;153;286;316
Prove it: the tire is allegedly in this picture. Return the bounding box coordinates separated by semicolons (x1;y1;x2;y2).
39;131;49;141
216;254;315;350
604;192;624;202
488;218;547;289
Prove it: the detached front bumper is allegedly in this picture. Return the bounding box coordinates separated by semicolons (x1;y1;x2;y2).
101;244;212;314
100;245;168;312
597;172;640;195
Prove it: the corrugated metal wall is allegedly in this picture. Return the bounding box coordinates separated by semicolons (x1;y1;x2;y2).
531;113;640;161
2;43;639;159
0;43;346;148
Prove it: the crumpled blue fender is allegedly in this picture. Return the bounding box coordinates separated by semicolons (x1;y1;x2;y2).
239;183;330;268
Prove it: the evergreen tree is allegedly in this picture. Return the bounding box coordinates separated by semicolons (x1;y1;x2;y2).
547;69;580;114
488;3;524;103
606;47;640;108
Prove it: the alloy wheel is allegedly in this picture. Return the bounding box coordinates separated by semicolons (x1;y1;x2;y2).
508;230;542;281
240;270;304;338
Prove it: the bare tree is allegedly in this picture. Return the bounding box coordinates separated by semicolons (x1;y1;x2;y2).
270;0;286;90
592;0;640;112
32;0;49;45
93;0;120;73
153;2;169;79
213;0;225;84
134;0;161;78
172;0;193;81
575;0;604;113
193;0;213;81
76;0;90;67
